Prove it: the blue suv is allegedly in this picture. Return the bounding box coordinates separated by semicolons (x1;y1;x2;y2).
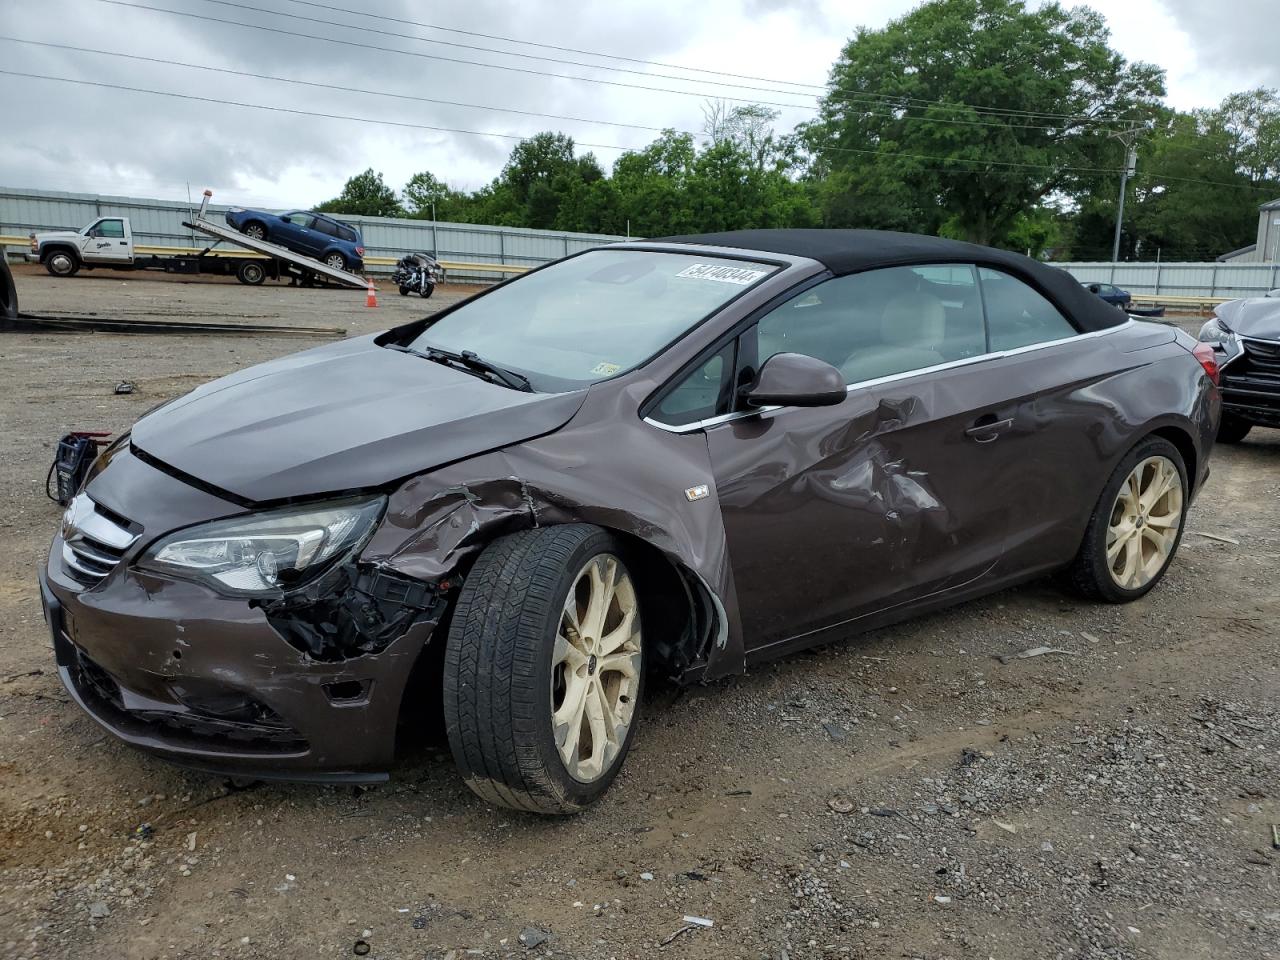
225;208;365;272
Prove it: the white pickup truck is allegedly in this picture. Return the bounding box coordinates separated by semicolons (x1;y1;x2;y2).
27;210;363;287
29;216;139;276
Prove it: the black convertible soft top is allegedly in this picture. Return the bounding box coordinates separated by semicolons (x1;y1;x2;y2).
657;228;1126;333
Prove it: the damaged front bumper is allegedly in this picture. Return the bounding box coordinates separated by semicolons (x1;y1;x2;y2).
40;539;443;783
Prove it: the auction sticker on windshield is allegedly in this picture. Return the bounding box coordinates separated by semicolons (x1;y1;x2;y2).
675;263;769;285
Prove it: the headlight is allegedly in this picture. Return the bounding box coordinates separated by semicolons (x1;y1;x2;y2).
138;496;385;597
1197;316;1235;347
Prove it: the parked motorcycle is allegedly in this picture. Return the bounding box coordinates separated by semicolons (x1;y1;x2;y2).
391;252;444;299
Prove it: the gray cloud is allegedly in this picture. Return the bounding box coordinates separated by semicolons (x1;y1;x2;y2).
1;0;1253;210
1159;0;1280;89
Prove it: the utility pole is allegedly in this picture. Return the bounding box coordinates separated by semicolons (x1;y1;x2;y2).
1111;127;1140;263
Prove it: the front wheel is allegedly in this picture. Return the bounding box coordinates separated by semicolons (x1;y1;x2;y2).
419;283;435;299
1216;414;1252;444
1068;436;1188;603
444;525;645;814
45;250;80;277
398;285;410;296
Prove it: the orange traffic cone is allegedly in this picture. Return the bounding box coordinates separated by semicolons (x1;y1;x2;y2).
365;277;378;308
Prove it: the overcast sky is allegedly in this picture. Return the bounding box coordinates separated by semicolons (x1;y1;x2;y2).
1;0;1276;209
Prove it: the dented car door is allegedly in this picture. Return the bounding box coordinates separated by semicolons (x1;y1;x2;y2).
706;357;1020;657
705;264;1025;656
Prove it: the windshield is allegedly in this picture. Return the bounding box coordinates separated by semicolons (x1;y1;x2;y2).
408;249;778;391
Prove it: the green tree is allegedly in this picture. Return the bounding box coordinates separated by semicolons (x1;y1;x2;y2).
478;132;607;229
1069;91;1280;260
805;0;1165;247
403;171;456;218
315;168;404;217
611;130;701;236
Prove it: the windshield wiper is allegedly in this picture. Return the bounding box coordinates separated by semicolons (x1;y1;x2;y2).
386;343;533;392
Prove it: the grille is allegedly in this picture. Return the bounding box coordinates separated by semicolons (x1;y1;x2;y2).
1241;337;1280;368
60;494;138;586
74;649;125;710
1220;337;1280;423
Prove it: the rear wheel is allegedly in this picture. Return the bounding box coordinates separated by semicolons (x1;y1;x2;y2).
242;222;267;241
443;524;645;814
45;250;80;277
1216;414;1252;444
236;260;267;285
323;251;347;271
398;285;411;296
1068;436;1187;602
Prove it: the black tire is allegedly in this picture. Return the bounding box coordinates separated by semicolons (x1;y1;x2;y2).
323;251;347;271
443;524;645;815
398;286;411;297
419;283;435;299
242;222;268;241
1216;414;1252;444
0;258;17;321
45;249;80;277
236;260;267;285
1068;436;1188;603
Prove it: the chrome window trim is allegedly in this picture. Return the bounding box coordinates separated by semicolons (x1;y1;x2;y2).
643;319;1134;435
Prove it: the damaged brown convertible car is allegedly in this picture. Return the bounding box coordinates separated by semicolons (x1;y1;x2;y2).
39;230;1221;814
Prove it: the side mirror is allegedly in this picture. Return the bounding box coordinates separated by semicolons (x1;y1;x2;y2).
280;214;292;223
739;352;847;408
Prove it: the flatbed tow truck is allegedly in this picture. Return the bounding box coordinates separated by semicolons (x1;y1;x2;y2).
27;190;366;289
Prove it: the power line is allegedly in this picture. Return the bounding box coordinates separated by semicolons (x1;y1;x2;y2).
229;0;824;92
0;33;1124;140
0;69;630;151
0;36;669;135
274;0;829;93
1134;170;1279;194
1;68;1127;177
91;0;1134;132
228;0;1149;128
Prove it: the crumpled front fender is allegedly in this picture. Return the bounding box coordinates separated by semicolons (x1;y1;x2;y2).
359;401;745;680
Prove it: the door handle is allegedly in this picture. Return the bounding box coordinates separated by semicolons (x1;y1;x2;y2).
965;416;1014;442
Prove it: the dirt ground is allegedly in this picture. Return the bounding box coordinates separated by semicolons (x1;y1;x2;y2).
1;265;1277;960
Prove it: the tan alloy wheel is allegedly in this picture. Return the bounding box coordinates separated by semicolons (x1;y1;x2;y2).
552;554;641;783
1106;455;1183;590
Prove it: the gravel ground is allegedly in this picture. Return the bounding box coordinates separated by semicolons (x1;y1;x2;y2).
1;266;1277;960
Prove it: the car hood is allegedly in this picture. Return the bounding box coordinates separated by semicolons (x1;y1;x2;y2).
130;335;587;503
36;230;82;242
1217;297;1280;340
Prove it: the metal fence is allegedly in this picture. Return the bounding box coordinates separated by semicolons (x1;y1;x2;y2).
7;186;1280;296
0;187;626;280
1051;261;1280;300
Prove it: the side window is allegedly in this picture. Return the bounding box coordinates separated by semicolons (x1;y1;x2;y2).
649;341;734;426
979;268;1077;350
287;212;316;229
338;225;358;243
312;218;337;237
88;219;125;238
753;264;985;385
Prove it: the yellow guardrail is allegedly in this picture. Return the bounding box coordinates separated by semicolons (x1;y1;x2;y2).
1130;293;1229;308
1;235;530;276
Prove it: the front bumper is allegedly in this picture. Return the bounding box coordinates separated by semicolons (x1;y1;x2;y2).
40;545;438;784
